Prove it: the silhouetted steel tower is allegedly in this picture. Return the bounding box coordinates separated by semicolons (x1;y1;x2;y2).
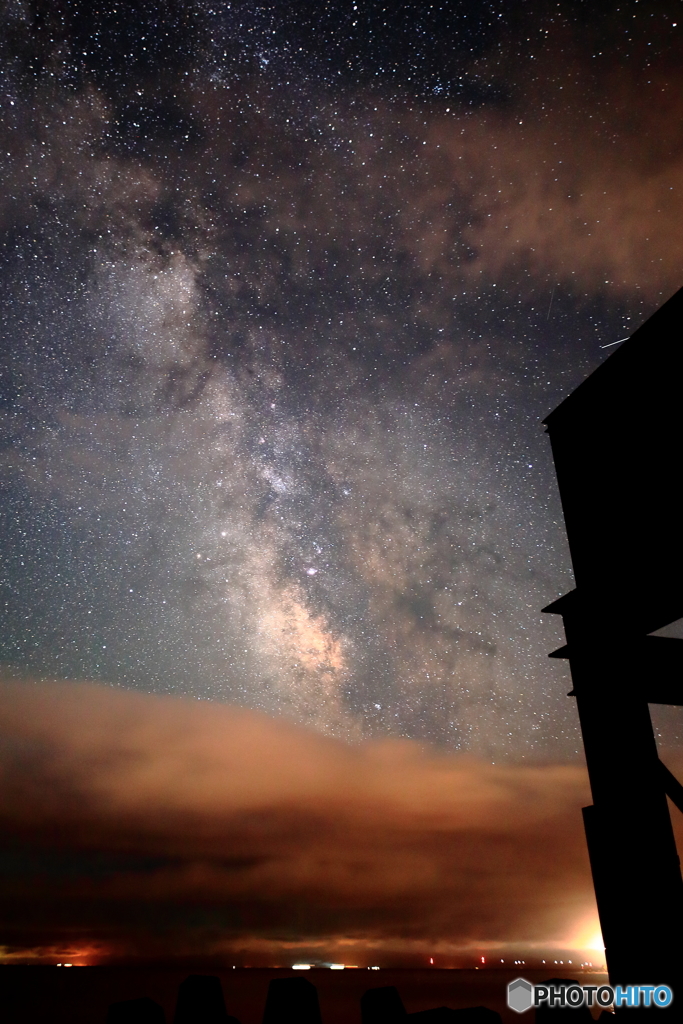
543;286;683;1014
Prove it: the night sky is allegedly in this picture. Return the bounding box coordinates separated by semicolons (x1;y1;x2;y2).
1;0;683;966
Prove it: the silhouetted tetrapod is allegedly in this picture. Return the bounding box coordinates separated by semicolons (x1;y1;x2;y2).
107;997;166;1024
173;976;238;1024
408;1009;501;1023
262;977;322;1024
535;980;592;1020
361;987;407;1024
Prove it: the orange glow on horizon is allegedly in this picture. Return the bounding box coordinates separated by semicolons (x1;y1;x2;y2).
566;914;606;965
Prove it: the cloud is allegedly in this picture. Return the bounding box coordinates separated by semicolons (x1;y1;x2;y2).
429;97;683;300
0;676;596;963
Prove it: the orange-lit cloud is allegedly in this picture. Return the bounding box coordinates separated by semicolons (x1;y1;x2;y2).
0;676;604;964
415;60;683;301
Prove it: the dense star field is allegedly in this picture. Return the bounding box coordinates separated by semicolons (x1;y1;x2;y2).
1;0;683;965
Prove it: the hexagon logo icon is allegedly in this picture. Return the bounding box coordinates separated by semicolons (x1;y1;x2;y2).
507;978;534;1014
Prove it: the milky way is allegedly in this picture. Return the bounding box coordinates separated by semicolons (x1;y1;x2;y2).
2;1;683;758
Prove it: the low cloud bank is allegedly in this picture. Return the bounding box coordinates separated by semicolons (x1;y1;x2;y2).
0;677;601;964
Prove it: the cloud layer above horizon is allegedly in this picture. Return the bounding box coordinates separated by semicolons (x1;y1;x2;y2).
0;678;602;964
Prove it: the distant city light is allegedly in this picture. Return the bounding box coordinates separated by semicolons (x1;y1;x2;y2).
329;964;344;970
292;964;311;970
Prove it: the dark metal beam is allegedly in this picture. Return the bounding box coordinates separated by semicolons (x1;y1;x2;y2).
546;631;683;704
659;759;683;816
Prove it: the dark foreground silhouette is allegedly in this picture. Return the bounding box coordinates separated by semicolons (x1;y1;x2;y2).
360;984;502;1024
173;976;241;1024
0;966;614;1024
107;997;166;1024
104;976;504;1024
543;284;683;1012
262;977;323;1024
